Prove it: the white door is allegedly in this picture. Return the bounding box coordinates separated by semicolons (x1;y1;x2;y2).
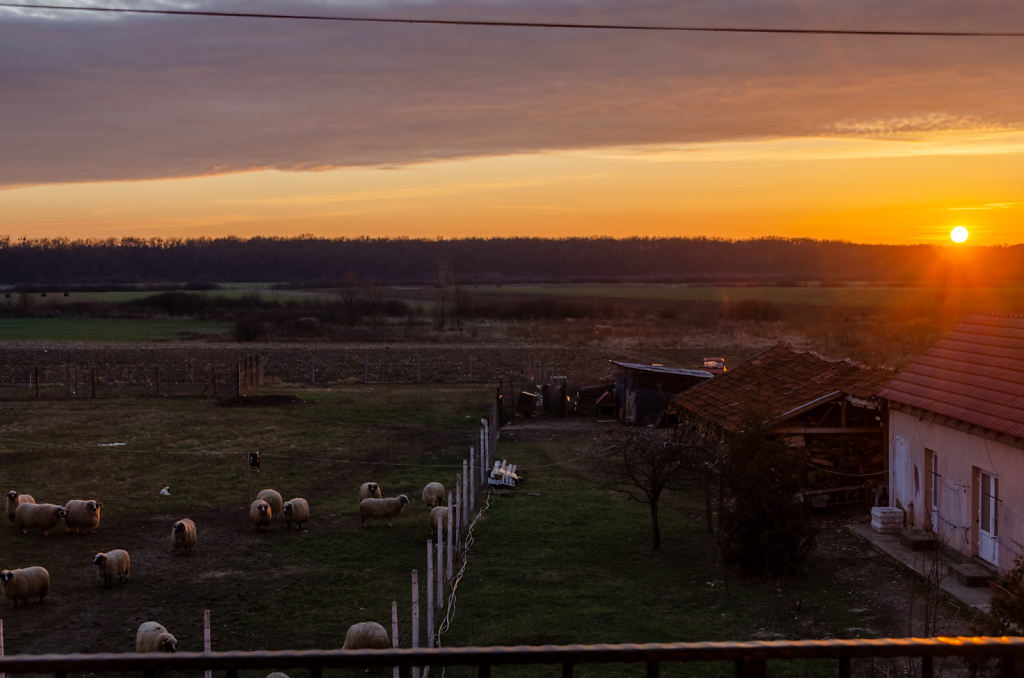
978;472;999;566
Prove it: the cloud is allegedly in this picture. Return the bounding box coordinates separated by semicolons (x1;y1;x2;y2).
2;0;1024;187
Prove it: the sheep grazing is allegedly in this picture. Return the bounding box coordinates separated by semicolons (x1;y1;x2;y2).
359;495;410;527
0;566;50;608
256;488;284;517
250;499;272;530
343;621;390;649
282;497;309;531
64;498;102;534
422;482;445;509
5;490;35;522
359;481;382;501
93;549;131;588
429;505;456;537
172;518;197;554
13;502;66;535
136;621;178;653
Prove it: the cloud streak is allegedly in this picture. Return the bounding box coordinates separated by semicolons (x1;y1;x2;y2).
3;0;1024;188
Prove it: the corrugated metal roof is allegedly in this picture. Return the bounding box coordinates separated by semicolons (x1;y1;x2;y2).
668;344;892;431
878;313;1024;440
609;361;714;379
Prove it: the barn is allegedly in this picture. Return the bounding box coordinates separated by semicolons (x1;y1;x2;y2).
667;344;891;507
878;312;1024;576
610;360;713;425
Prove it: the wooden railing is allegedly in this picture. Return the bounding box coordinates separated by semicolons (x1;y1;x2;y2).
2;636;1024;678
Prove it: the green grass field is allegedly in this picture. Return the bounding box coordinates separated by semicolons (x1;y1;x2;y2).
0;317;232;341
0;384;973;677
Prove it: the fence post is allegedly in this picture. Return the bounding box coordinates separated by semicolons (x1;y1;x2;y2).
91;367;97;398
203;609;212;678
1;617;5;678
426;542;434;649
411;570;420;678
391;601;400;678
155;366;161;396
34;367;39;398
445;493;453;585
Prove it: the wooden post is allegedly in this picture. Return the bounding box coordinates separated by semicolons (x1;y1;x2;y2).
155;366;161;396
411;570;420;678
426;542;435;649
391;601;400;678
436;515;444;609
446;493;454;582
91;367;97;398
66;364;72;397
462;460;469;531
257;355;264;385
1;617;5;678
203;609;212;678
244;453;252;504
469;447;475;515
453;472;461;554
236;361;242;399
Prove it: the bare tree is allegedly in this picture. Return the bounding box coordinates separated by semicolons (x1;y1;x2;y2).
601;429;705;551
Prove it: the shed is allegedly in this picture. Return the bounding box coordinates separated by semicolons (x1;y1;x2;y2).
878;312;1024;575
610;361;713;425
667;344;891;506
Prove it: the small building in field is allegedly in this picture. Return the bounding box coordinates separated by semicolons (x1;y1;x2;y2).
878;313;1024;575
610;361;713;425
666;344;891;507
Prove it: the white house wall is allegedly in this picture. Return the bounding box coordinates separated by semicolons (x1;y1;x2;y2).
889;409;1024;574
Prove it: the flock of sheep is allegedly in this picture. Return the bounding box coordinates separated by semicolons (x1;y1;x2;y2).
3;477;451;655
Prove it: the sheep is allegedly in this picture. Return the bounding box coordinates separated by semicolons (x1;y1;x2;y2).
343;621;390;649
429;505;456;537
250;499;272;530
359;495;409;527
282;497;309;530
136;621;178;653
256;488;283;517
359;481;382;501
92;549;130;588
172;518;197;554
0;566;49;607
421;482;445;509
64;498;102;534
14;502;66;535
5;490;35;522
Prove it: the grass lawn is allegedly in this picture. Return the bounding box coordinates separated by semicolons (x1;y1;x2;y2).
0;317;232;341
0;386;976;677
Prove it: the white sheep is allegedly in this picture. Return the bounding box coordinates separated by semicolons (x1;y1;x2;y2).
251;499;272;530
64;498;102;534
359;481;382;501
93;549;131;588
0;566;50;607
256;488;284;517
136;621;178;653
5;490;35;522
343;621;390;649
429;505;456;536
359;495;410;527
282;497;309;530
172;518;197;554
421;482;445;509
14;502;66;535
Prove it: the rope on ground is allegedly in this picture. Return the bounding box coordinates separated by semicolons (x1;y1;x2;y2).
434;486;494;677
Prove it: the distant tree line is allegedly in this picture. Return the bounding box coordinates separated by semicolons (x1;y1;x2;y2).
0;235;1020;285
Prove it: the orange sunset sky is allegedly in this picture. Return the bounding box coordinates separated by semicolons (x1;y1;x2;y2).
2;1;1023;246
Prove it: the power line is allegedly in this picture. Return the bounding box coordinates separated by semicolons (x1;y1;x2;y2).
2;2;1024;37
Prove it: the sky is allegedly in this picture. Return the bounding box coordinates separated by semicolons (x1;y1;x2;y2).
1;0;1023;245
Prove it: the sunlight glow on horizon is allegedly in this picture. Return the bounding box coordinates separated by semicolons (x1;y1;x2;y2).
3;134;1023;246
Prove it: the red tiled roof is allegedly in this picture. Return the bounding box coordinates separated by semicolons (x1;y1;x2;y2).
878;313;1024;440
669;344;891;431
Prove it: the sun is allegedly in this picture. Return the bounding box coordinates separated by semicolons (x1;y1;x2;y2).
950;226;969;243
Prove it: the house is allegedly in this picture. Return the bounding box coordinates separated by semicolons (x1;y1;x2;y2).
609;360;713;425
877;313;1024;575
667;344;891;506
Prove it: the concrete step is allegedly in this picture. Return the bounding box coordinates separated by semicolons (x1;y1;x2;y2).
948;562;995;587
